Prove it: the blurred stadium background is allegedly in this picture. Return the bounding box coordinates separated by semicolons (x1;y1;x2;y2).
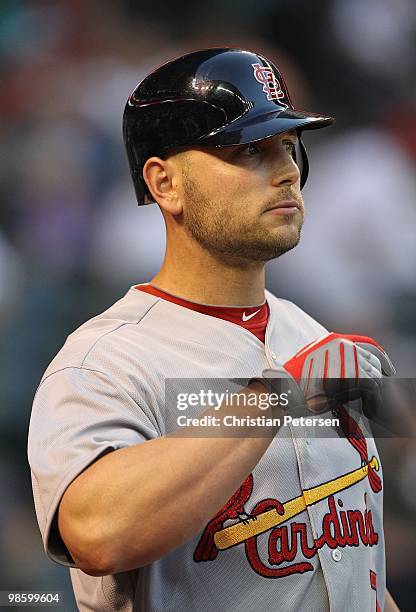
0;0;415;609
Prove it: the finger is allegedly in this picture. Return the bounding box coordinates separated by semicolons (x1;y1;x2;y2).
359;359;383;381
324;376;381;406
356;342;396;376
323;377;362;404
367;364;383;381
306;394;330;414
356;347;382;373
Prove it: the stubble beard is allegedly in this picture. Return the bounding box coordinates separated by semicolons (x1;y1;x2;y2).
182;178;304;264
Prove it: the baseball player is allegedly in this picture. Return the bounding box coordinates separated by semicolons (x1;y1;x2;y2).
28;48;400;611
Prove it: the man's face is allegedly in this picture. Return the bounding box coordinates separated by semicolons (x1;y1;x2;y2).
177;130;305;263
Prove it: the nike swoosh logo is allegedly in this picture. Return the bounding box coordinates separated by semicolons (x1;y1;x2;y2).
242;309;261;322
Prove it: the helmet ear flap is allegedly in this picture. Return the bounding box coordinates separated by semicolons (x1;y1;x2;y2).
130;169;147;206
296;135;309;189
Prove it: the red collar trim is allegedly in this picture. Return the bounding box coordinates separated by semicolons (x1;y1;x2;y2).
135;284;269;342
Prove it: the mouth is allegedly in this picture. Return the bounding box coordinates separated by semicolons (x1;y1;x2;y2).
263;200;301;215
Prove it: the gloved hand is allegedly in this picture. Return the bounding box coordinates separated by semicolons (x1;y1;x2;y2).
262;333;396;417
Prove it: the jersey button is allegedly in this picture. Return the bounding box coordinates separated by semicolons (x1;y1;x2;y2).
332;548;342;562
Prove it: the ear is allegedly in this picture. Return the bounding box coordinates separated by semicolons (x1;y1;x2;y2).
143;157;182;215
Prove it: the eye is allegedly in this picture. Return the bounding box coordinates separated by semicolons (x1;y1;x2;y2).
238;142;262;157
284;140;297;159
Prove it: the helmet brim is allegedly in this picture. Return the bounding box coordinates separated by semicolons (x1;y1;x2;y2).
197;109;335;147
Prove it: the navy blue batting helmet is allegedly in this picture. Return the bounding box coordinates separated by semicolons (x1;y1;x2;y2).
123;48;334;204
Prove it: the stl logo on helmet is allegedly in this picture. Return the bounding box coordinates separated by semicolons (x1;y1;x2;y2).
252;63;286;103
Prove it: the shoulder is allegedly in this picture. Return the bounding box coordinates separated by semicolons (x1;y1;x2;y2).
40;287;163;382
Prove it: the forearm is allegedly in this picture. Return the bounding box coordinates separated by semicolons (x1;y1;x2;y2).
58;382;280;574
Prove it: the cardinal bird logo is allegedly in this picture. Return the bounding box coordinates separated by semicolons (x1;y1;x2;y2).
194;474;254;562
193;474;284;562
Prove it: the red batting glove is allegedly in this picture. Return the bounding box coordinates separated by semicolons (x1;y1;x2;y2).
262;333;396;415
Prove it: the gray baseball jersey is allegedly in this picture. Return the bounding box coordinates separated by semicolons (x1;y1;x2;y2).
28;286;385;611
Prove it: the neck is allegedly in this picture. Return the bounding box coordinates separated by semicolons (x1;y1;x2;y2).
150;238;266;307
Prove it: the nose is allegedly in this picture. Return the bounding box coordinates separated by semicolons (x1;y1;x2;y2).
270;146;301;188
